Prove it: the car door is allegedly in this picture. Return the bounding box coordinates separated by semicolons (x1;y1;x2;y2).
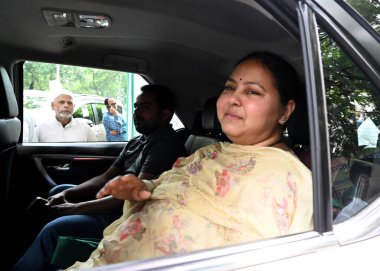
5;74;133;270
5;142;126;269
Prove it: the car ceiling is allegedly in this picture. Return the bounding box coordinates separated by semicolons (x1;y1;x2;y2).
0;0;302;129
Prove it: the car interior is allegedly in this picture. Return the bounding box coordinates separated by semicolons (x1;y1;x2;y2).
1;0;379;270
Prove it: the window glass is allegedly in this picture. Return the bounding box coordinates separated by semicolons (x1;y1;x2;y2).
345;0;380;34
22;61;184;142
319;28;380;224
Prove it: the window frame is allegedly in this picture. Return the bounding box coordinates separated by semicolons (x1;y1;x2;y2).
311;0;380;241
298;1;333;233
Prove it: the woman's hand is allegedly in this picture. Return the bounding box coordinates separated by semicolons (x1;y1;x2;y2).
96;174;151;201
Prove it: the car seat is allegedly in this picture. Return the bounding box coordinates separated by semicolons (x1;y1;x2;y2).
287;92;311;169
185;96;227;155
0;66;21;201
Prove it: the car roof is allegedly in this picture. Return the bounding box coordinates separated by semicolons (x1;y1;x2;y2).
0;0;301;129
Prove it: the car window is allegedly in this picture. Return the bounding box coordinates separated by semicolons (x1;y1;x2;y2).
22;61;184;142
319;28;380;224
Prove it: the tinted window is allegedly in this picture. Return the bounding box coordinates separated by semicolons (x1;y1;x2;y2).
319;28;380;223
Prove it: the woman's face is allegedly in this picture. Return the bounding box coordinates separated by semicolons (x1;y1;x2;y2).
217;59;294;146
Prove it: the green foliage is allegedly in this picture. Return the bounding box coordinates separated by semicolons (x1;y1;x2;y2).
321;31;379;157
23;62;56;90
320;0;379;157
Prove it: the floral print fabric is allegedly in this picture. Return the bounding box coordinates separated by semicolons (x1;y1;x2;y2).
67;142;313;269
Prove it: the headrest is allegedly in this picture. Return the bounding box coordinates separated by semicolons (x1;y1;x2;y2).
287;92;310;146
202;96;221;133
0;66;19;118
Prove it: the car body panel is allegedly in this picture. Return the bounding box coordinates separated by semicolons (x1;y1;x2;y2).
69;197;380;271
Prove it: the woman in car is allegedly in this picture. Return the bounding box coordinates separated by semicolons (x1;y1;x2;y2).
66;51;313;269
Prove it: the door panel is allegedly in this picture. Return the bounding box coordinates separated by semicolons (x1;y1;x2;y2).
5;142;125;269
35;155;115;186
9;142;125;206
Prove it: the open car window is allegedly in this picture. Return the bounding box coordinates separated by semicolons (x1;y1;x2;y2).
319;28;380;223
22;61;184;142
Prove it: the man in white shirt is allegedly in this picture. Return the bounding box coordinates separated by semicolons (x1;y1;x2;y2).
36;91;97;142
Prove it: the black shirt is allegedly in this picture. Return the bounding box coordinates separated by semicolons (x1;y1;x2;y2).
113;123;186;177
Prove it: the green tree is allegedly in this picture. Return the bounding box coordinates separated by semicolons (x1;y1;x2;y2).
24;63;129;109
23;62;56;91
321;0;380;157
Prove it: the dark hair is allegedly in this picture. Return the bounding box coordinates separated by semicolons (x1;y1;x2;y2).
140;84;176;118
104;98;109;106
235;51;300;105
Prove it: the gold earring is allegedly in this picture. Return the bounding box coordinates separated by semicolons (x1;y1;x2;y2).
280;117;286;124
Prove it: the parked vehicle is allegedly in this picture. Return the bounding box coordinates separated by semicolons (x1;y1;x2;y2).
1;0;379;270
